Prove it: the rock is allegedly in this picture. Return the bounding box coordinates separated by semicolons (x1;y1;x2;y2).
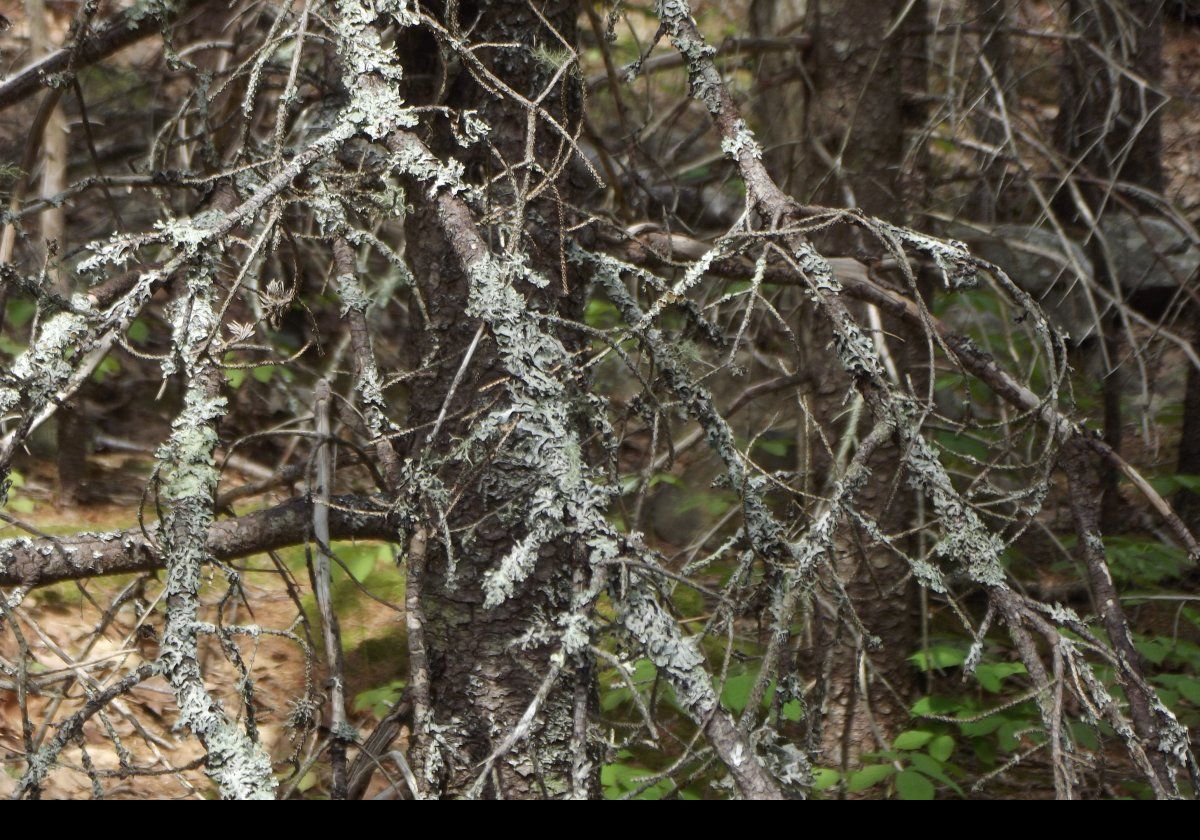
948;215;1199;343
950;222;1098;341
1096;212;1200;293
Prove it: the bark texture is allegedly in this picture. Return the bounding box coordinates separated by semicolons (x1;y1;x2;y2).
397;0;596;798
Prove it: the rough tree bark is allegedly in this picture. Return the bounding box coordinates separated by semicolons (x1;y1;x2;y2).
396;0;596;799
1180;312;1200;528
1056;0;1166;201
22;0;88;504
2;0;1195;802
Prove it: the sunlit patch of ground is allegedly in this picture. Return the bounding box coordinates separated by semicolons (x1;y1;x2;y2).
2;457;408;799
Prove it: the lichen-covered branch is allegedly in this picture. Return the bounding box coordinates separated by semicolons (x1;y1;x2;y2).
0;494;395;588
155;266;275;800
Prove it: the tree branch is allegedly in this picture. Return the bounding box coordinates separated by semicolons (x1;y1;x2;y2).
0;494;396;589
0;0;214;111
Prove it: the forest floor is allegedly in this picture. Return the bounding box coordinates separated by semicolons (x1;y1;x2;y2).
0;451;406;799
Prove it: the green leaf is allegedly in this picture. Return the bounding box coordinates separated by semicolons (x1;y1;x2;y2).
1156;674;1200;705
1070;721;1100;751
958;715;1004;737
0;336;24;355
6;299;35;329
895;769;935;800
973;737;998;767
1175;474;1200;491
975;662;1026;693
996;719;1033;752
127;319;151;344
719;672;773;713
1176;679;1200;706
753;438;790;457
847;764;894;793
352;679;405;717
927;734;955;762
910;695;964;717
632;780;674;800
908;753;963;796
1136;637;1172;665
649;472;682;487
601;658;655;711
909;644;968;671
934;373;964;391
91;355;120;383
892;730;934;750
601;762;672;799
600;685;631;712
584;298;619;329
720;673;753;713
811;767;839;791
1148;473;1200;495
935;430;989;461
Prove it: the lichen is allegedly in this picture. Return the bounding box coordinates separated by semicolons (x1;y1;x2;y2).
0;300;93;419
155;263;276;800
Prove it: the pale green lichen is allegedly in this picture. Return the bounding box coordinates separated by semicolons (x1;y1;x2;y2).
0;300;93;419
578;248;820;577
330;0;417;138
155;265;276;800
720;118;763;162
335;271;373;317
391;135;777;793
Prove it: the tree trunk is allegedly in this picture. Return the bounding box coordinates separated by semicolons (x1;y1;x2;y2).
1056;0;1166;202
398;0;595;799
967;0;1017;222
25;0;87;505
1177;310;1200;529
1054;0;1168;524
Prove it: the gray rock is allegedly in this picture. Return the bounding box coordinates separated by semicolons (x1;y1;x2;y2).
948;215;1199;342
950;222;1098;341
1095;213;1200;293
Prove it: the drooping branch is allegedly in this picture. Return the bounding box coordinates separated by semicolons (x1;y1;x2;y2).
0;121;356;494
1061;439;1194;794
0;0;216;111
614;230;1199;560
651;0;1195;795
